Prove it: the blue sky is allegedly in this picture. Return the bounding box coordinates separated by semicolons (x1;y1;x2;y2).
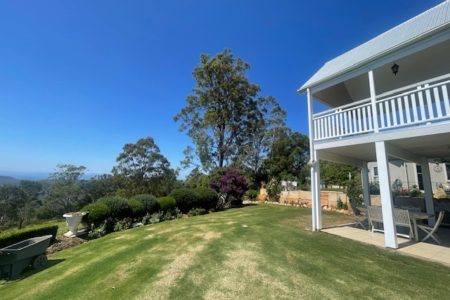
0;0;442;178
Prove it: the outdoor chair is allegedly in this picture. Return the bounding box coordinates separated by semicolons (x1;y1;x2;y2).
418;211;445;244
393;208;414;240
368;206;383;233
350;204;368;230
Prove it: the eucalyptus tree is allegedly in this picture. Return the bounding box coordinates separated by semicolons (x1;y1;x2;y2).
112;137;177;197
44;164;87;214
175;49;286;173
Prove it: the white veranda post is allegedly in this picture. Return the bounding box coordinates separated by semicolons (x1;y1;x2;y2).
375;141;398;249
307;89;321;231
313;151;322;230
361;162;371;207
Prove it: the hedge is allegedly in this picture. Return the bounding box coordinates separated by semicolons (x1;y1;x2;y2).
97;196;131;219
131;194;160;214
82;202;111;226
195;187;218;210
170;188;199;213
127;198;146;218
157;196;176;212
0;224;58;248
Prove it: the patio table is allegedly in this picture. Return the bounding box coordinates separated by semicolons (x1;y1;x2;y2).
408;211;432;242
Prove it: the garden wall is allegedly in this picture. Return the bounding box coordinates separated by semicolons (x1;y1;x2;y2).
277;191;381;208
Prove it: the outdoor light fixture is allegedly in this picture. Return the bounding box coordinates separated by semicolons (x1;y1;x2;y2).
391;62;399;75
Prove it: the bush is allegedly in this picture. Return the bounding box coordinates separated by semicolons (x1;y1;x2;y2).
170;188;199;213
346;180;363;207
195;187;218;210
131;194;160;214
82;202;111;226
87;220;110;239
369;182;380;195
210;169;248;208
127;198;146;218
35;206;55;220
113;218;133;232
267;179;282;202
336;198;348;210
0;224;58;248
245;189;258;201
97;196;130;219
188;208;207;216
409;185;420;197
142;212;163;225
157;196;176;212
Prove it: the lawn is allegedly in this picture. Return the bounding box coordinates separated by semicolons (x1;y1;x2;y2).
1;204;449;299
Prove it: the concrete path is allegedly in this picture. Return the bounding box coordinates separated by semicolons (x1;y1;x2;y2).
322;226;450;267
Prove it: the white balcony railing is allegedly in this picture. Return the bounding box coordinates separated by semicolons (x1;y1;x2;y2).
312;74;450;141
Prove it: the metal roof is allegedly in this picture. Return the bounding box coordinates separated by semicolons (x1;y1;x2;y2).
299;1;450;92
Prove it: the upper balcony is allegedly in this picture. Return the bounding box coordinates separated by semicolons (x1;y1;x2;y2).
312;73;450;142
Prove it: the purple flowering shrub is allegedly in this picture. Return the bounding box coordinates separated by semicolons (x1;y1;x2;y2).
210;169;248;209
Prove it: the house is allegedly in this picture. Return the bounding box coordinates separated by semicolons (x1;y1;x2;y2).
368;160;450;192
299;1;450;249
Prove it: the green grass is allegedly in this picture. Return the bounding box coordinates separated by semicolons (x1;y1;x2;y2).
1;204;449;299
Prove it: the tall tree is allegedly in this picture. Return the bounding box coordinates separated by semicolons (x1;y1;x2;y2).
175;49;284;172
263;130;309;181
44;164;87;214
239;96;286;175
320;161;360;188
0;185;39;228
112;137;176;196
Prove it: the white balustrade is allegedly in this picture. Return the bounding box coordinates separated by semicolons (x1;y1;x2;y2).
312;75;450;141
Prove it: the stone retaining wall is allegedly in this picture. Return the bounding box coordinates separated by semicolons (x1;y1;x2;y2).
278;190;381;208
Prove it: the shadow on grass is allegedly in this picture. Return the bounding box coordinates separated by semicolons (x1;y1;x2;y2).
0;258;65;283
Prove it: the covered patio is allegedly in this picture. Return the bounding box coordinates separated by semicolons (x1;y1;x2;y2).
315;128;450;248
322;225;450;267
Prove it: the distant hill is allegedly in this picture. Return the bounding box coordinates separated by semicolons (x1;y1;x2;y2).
0;176;20;185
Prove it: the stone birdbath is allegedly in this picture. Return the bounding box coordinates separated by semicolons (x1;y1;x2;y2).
62;212;87;238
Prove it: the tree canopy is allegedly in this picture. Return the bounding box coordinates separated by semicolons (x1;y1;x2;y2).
43;164;87;215
175;49;286;173
112;137;177;197
263;130;309;181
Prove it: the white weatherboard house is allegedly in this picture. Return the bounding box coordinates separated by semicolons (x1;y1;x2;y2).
299;1;450;249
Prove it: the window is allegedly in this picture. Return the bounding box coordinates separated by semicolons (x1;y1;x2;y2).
373;167;378;176
446;163;450;181
373;167;379;182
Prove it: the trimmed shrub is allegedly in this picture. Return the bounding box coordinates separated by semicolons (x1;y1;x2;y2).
245;189;258;201
127;198;146;218
195;187;218;210
170;188;199;213
131;194;160;214
97;196;130;219
83;202;111;226
157;196;176;212
0;224;58;248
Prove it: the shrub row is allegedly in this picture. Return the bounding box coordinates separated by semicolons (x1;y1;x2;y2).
82;188;218;231
169;187;218;213
0;224;58;248
83;194;172;225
